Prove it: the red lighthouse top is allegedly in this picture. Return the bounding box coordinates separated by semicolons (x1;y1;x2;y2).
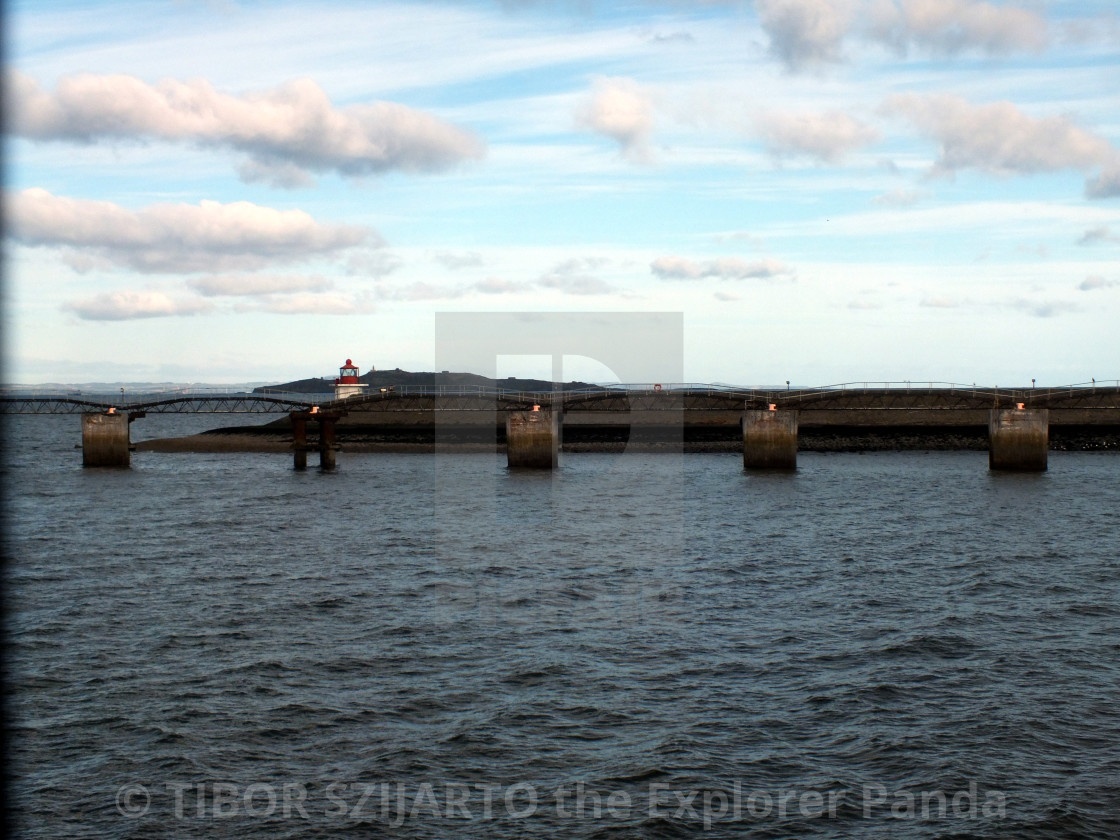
336;359;360;384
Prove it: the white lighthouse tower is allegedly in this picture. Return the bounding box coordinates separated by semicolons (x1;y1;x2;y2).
333;359;369;400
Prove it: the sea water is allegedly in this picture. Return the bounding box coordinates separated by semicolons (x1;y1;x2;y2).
5;414;1119;838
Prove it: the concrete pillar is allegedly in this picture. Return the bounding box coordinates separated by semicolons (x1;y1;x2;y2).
989;408;1048;471
291;414;308;471
506;409;558;468
319;416;338;470
742;408;798;470
82;411;131;467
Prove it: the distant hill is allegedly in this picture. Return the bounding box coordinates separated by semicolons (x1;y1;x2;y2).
253;368;605;394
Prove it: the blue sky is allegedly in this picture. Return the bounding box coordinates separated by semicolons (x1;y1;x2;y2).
5;0;1119;385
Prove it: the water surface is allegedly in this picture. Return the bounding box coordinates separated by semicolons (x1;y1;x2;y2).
6;415;1119;838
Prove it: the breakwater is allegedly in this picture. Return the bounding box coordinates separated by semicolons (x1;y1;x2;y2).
134;386;1120;454
288;385;1120;440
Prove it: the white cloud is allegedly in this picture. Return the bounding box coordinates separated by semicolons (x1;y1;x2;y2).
1078;226;1120;246
1057;14;1120;48
1010;298;1079;317
9;71;485;183
755;0;856;71
867;0;1047;56
576;77;655;162
712;231;765;245
7;188;371;273
63;290;213;320
473;277;532;294
1085;162;1120;199
649;30;696;45
434;250;485;269
871;188;928;206
764;199;1119;239
651;255;790;280
535;257;617;295
755;109;879;162
1015;242;1048;259
247;293;374;314
882;93;1119;193
755;0;1049;71
235;158;318;190
346;250;402;278
1078;276;1118;291
187;274;334;297
375;282;465;301
919;296;1080;316
539;274;617;295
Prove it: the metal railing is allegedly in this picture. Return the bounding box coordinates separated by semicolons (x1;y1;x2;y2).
0;392;322;414
2;380;1117;413
325;380;1120;401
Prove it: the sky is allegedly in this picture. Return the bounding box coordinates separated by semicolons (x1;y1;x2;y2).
4;0;1119;386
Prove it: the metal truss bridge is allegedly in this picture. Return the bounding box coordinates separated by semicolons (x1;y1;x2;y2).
0;392;320;414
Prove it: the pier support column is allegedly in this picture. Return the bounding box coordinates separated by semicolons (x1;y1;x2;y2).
290;414;308;470
742;408;798;470
506;409;558;469
82;411;131;467
319;415;339;471
989;408;1048;471
291;410;345;471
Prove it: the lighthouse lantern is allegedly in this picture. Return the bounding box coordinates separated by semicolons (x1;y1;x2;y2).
333;358;369;400
339;359;360;382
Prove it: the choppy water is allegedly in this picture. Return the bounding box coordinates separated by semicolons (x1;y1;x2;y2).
5;415;1120;838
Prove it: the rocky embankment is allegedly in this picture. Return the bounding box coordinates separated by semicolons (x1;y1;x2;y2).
135;424;1120;453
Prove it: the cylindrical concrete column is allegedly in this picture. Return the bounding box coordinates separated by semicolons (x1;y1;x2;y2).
989;408;1048;471
291;414;308;471
82;411;131;467
506;409;558;468
319;416;338;470
742;408;798;470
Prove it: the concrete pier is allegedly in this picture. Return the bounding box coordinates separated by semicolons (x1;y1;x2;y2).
291;414;308;470
318;414;339;470
506;409;558;468
742;408;798;470
82;411;131;467
989;408;1048;471
290;410;344;470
